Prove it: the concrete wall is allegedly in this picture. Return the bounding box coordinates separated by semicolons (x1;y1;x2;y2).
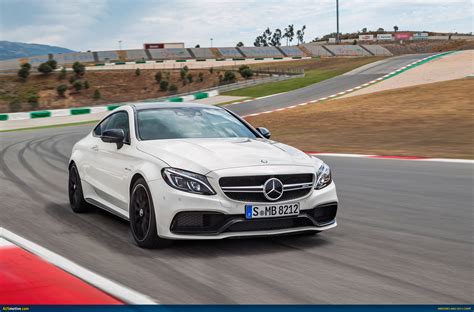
300;44;332;57
361;45;393;56
324;45;372;56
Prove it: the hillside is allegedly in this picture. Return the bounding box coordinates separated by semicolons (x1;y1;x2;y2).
0;41;75;60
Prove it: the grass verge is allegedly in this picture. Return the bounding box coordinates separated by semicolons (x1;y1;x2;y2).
223;57;386;98
245;78;474;159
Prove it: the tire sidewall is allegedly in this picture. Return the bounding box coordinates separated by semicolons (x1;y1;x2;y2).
130;178;159;247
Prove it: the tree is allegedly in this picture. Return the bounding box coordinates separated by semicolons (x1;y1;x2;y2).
69;76;76;84
296;25;306;45
284;24;295;45
183;65;189;73
187;73;193;83
377;27;385;33
21;63;31;70
18;67;30;80
155;71;162;83
59;67;67;80
46;59;57;70
223;71;236;83
28;92;39;109
38;63;53;75
93;89;101;100
239;68;253;79
361;27;368;33
135;68;141;76
393;25;399;32
180;68;186;80
56;84;67;97
73;80;83;91
198;72;204;82
270;29;282;46
209;67;214;74
160;80;169;91
254;35;264;47
169;84;178;93
236;41;244;47
72;62;85;76
83;80;90;89
195;44;200;48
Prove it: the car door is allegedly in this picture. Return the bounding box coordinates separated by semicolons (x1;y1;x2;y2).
91;111;135;213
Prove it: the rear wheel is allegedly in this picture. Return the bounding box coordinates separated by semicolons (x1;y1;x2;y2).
130;178;171;248
68;163;91;213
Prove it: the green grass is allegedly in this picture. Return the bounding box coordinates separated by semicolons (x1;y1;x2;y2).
0;120;98;133
223;69;348;98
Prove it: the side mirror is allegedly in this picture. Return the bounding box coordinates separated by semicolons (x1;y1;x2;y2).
101;129;125;149
256;127;271;139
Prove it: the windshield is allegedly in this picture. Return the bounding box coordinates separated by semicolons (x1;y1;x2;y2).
137;107;258;140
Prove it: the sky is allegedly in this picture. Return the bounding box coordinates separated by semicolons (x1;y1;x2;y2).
0;0;472;51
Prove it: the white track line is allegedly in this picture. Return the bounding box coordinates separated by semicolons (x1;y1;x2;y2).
0;227;156;304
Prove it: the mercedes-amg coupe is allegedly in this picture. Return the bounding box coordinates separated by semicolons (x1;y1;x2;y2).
69;102;338;248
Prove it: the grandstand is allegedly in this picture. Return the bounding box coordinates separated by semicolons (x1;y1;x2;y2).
0;44;393;71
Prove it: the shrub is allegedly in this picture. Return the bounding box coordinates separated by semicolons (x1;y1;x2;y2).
93;89;101;100
56;84;67;97
68;76;76;84
160;80;169;91
198;72;204;82
18;67;30;80
180;68;186;80
28;93;39;109
83;80;90;89
59;67;67;80
46;59;58;70
72;61;85;76
223;71;236;83
183;65;189;73
9;99;21;112
240;68;253;79
135;68;141;76
168;84;178;93
186;73;193;83
21;63;31;70
155;71;162;83
209;67;214;74
38;63;53;75
73;80;83;91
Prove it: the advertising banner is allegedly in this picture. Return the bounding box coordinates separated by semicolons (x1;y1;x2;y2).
358;34;375;41
394;32;412;40
377;34;393;40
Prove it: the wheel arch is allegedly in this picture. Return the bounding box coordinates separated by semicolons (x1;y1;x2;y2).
130;173;146;195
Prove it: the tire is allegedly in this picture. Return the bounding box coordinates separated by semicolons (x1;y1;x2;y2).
68;163;92;213
130;178;171;249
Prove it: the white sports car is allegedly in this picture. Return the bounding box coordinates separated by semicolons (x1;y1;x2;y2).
69;102;338;248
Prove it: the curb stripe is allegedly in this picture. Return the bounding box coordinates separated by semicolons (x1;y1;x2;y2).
1;90;219;121
306;152;473;164
0;227;156;304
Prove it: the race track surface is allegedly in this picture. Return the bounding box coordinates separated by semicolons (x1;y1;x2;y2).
1;53;471;303
226;53;433;116
1;125;472;303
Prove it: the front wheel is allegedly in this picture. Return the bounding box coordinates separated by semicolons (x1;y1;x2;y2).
130;178;171;249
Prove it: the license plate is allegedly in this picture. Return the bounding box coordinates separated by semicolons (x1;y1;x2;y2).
245;203;300;219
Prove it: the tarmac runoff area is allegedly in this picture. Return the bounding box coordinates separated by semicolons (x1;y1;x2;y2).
341;50;473;98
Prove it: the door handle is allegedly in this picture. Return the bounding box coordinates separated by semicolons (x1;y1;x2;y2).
91;145;99;151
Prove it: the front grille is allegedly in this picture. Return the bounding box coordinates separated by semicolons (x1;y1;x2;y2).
169;202;337;235
225;217;314;232
219;174;314;203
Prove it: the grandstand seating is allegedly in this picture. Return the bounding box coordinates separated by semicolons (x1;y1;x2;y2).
238;47;284;58
278;46;305;57
148;48;193;60
216;47;243;58
361;45;393;56
300;44;332;57
124;49;149;61
324;45;372;56
188;48;215;59
54;52;95;65
97;50;120;62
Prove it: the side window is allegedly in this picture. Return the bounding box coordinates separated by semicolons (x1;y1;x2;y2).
93;117;109;136
103;111;130;142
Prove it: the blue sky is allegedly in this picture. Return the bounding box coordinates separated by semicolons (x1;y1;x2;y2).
0;0;472;51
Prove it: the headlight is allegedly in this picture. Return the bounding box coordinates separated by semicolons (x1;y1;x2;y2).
315;163;332;190
161;168;216;195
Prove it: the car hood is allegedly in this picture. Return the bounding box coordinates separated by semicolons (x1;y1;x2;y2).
137;138;316;174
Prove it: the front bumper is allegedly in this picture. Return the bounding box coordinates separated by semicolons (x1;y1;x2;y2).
148;177;338;240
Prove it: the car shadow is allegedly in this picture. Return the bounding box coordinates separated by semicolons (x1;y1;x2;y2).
46;202;332;258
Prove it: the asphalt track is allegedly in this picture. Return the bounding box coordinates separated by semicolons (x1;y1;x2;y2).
225;53;433;116
1;53;472;303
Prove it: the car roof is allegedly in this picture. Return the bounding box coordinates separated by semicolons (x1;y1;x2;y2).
130;101;222;111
